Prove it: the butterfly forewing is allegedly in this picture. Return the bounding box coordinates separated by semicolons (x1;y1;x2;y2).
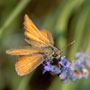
6;48;41;56
25;39;47;47
24;15;53;46
25;30;54;47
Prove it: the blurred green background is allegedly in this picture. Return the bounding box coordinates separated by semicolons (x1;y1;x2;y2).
0;0;90;90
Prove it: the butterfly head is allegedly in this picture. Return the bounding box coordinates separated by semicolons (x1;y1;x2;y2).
51;47;61;59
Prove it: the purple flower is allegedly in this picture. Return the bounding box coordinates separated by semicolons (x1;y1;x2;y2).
86;60;90;68
77;72;83;79
59;70;68;80
50;65;61;75
42;51;90;84
59;56;67;67
76;52;84;58
43;61;61;74
71;58;86;70
86;53;90;68
58;56;71;71
43;61;51;74
70;75;78;82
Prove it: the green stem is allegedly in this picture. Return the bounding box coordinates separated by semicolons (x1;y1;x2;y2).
64;1;90;90
69;1;90;60
56;0;84;54
0;0;31;37
17;73;33;90
81;11;90;51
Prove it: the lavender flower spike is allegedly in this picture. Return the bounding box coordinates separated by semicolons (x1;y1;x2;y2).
43;51;90;84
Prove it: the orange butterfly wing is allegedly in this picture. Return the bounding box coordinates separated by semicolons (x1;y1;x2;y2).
25;39;46;47
25;30;54;47
40;30;54;45
6;15;55;76
15;55;44;76
24;15;54;47
6;47;40;55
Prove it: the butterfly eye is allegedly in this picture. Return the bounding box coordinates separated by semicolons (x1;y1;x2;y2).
52;54;57;57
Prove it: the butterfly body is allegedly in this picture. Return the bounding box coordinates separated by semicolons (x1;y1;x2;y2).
41;46;61;60
6;15;61;76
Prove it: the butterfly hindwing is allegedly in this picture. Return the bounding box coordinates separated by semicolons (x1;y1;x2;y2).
15;54;44;76
40;30;54;45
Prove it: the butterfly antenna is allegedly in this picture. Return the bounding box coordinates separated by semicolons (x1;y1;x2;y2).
60;40;75;54
64;40;75;48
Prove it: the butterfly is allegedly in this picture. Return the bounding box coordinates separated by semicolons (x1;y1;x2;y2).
6;15;61;76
